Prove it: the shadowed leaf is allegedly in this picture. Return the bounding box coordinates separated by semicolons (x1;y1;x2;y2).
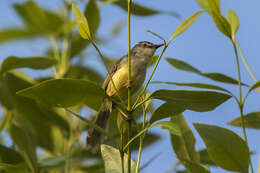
194;123;250;173
166;58;248;86
1;56;56;74
17;78;106;108
0;145;24;164
229;112;260;129
101;144;136;173
151;89;231;112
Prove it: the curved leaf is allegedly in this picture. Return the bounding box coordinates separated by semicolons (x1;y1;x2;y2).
0;145;24;164
101;144;136;173
229;112;260;129
170;115;200;165
151;89;231;112
17;78;106;107
211;12;232;38
226;9;239;39
194;123;250;173
84;0;100;35
1;56;56;74
169;11;203;42
150;102;185;123
0;29;39;44
72;3;91;40
166;58;248;86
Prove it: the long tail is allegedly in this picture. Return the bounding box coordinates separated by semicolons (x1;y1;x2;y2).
86;99;112;151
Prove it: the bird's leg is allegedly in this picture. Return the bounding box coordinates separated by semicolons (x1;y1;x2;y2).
124;80;132;89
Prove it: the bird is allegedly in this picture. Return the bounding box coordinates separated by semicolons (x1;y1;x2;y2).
86;41;163;151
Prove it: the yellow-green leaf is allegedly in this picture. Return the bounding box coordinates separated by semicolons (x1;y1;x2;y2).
207;0;220;13
226;9;239;39
211;12;232;38
169;11;203;42
72;3;91;40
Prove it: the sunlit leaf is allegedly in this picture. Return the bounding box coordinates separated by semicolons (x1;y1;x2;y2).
84;0;100;35
170;115;200;166
10;124;38;173
1;56;56;74
151;89;231;112
72;3;91;40
226;9;239;39
182;160;210;173
169;11;202;42
207;0;220;13
17;78;106;107
166;58;248;86
194;123;250;173
150;102;185;123
248;81;260;93
229;112;260;129
101;144;136;173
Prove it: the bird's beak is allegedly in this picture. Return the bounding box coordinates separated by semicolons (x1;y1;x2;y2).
154;44;164;49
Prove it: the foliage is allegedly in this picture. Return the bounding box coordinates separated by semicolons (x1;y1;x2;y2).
0;0;259;173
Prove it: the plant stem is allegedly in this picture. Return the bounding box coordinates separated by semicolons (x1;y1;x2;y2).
120;133;125;173
232;41;254;173
136;106;147;173
132;44;167;109
127;0;132;112
127;120;132;173
236;41;257;82
91;41;126;106
49;35;60;76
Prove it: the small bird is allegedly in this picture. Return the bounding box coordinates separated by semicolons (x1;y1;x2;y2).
86;41;163;151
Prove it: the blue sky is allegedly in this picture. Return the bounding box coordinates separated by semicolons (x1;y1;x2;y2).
0;0;260;172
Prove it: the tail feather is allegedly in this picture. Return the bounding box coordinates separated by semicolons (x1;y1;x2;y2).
86;99;112;152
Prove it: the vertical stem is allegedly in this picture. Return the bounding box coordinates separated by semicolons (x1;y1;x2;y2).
120;133;125;173
127;1;132;173
232;41;254;173
136;106;146;173
127;120;132;173
127;0;132;111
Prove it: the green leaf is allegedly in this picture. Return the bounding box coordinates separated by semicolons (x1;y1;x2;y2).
154;121;181;136
17;78;106;107
10;124;38;173
0;29;39;44
84;0;100;36
152;81;231;94
211;12;232;38
196;0;211;14
72;3;91;40
5;72;70;151
147;55;158;68
194;123;250;173
170;115;200;165
114;0;180;17
226;9;239;39
0;163;30;173
199;149;216;166
0;83;15;109
182;160;210;173
69;34;90;58
207;0;220;13
150;102;185;124
229;112;260;129
169;11;203;42
166;58;248;86
101;144;136;173
38;156;65;168
248;81;260;93
151;89;231;112
1;56;56;74
0;145;24;164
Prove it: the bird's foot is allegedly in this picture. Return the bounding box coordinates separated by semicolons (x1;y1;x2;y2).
124;80;132;89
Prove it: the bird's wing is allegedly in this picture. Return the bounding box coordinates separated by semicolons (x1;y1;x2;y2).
102;56;126;91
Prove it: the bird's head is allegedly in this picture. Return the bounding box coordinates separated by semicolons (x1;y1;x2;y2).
131;41;163;59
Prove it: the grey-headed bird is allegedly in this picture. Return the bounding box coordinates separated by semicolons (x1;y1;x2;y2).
86;41;163;151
